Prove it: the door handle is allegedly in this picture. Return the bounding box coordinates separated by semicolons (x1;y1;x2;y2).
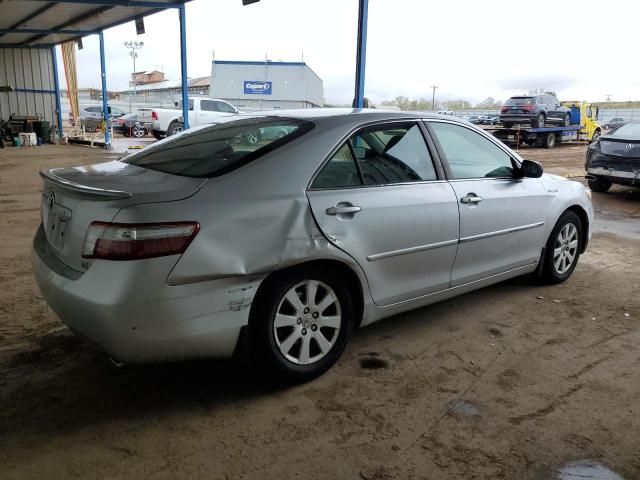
460;194;483;204
326;205;362;215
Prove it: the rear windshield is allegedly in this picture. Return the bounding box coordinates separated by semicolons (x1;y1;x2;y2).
122;117;313;178
505;97;534;106
608;122;640;137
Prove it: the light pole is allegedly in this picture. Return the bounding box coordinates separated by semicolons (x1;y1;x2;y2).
124;41;144;103
430;85;438;110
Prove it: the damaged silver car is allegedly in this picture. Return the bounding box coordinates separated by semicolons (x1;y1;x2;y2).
32;109;593;381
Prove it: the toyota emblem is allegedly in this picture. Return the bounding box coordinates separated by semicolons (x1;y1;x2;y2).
48;191;55;209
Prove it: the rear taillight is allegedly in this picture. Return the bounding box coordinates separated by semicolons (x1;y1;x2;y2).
501;107;508;113
82;222;199;260
151;111;158;121
522;105;534;111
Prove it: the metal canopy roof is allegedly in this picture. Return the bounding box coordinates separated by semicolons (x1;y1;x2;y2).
0;0;190;48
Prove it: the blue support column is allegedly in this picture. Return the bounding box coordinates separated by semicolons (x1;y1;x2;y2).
179;4;189;130
99;31;111;148
354;0;368;109
51;45;64;137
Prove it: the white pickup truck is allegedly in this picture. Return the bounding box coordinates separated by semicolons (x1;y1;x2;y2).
138;97;239;139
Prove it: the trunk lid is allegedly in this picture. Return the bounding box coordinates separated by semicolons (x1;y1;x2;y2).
600;137;640;159
40;160;206;271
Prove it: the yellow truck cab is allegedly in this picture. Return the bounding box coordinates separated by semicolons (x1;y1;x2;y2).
562;101;602;142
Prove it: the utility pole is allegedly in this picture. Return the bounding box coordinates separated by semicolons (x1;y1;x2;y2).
430;85;438;110
124;40;144;105
605;94;612;102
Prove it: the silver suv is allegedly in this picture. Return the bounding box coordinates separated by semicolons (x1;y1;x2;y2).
500;94;571;129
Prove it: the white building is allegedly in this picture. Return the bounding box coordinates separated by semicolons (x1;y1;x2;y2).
210;59;323;111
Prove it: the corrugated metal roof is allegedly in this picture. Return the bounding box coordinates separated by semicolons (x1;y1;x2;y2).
116;75;209;92
0;1;190;47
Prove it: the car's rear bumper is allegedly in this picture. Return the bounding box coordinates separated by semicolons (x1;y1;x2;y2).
32;224;263;364
588;166;640;186
499;114;535;123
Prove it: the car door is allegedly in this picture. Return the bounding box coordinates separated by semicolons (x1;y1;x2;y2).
307;121;460;306
427;120;548;286
198;99;221;125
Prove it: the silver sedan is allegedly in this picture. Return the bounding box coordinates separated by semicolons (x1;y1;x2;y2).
32;109;593;381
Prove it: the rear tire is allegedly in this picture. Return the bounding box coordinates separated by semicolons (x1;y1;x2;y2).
539;211;583;284
531;113;545;128
249;266;354;383
588;175;612;193
152;131;164;140
543;132;556;148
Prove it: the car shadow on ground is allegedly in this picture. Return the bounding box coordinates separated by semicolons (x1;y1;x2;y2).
0;274;536;439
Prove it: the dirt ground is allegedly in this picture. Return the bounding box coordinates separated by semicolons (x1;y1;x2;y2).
0;141;639;479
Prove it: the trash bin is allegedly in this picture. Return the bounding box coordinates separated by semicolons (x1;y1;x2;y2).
34;121;50;144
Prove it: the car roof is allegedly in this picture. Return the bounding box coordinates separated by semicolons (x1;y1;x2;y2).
234;107;456;123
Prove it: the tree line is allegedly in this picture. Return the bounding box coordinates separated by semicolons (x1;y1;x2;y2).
380;96;504;111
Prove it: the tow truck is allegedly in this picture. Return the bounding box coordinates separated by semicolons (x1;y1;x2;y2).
489;101;602;148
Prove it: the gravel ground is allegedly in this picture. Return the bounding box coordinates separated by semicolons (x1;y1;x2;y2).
0;141;638;479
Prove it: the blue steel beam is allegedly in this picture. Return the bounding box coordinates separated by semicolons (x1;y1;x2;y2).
179;4;189;130
0;28;95;35
51;45;64;137
353;0;368;109
38;0;186;7
99;31;111;148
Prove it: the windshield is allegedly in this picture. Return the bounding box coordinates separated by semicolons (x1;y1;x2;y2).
505;97;534;106
608;122;640;138
122;116;313;178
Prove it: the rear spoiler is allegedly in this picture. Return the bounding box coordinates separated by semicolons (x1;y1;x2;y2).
39;169;132;199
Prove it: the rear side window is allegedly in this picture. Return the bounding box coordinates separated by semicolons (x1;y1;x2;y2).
312;122;437;189
123;117;313;178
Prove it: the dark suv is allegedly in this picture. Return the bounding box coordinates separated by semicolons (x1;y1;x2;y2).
500;94;571;128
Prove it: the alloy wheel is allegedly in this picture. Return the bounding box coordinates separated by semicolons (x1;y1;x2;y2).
273;280;341;365
553;223;579;274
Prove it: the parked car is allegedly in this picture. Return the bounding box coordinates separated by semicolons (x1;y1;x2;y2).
463;115;482;124
586;121;640;192
114;113;147;138
482;116;501;125
603;117;625;130
69;105;126;125
33;110;593;382
500;94;571;128
438;110;455;116
142;97;238;139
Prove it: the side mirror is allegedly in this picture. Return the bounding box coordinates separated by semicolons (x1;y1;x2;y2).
520;159;544;178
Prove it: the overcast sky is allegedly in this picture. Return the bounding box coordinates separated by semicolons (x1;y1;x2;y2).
57;0;640;105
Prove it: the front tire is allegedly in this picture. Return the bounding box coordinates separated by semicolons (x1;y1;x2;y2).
539;211;583;284
588;175;612;193
249;266;354;383
563;113;571;127
167;121;183;137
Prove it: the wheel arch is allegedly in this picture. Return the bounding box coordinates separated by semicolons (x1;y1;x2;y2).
249;258;366;330
565;205;590;253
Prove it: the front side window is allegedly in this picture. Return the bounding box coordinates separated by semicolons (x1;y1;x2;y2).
215;101;237;113
123;116;313;178
430;122;514;179
200;100;217;112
